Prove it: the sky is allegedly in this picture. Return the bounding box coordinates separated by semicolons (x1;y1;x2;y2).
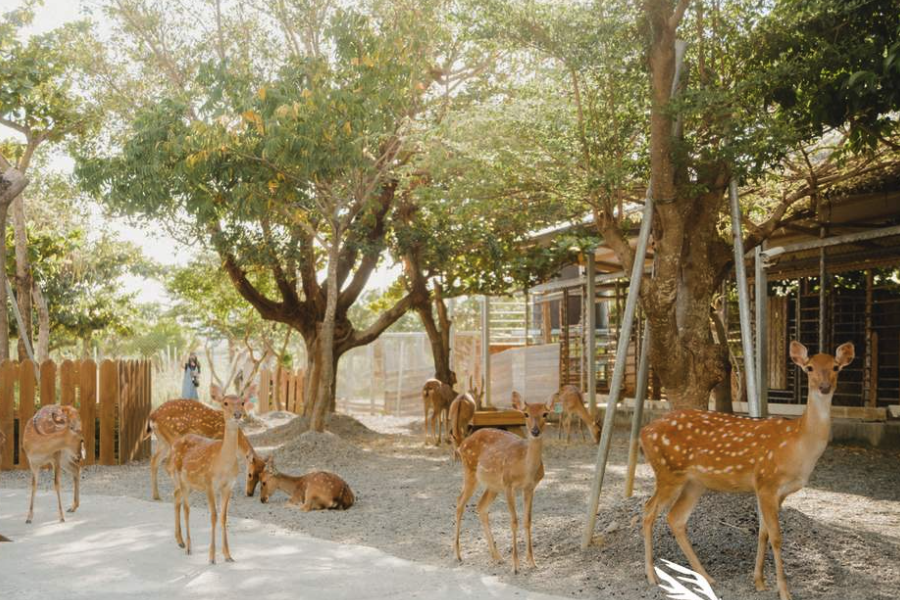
18;0;402;306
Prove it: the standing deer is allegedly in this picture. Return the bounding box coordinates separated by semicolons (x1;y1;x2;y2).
454;392;555;573
641;341;854;600
147;398;260;500
169;384;254;564
422;373;457;446
448;377;484;460
257;456;355;511
553;385;601;444
23;405;84;524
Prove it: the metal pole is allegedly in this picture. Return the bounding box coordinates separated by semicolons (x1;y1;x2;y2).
729;178;760;417
481;295;492;407
580;198;654;549
586;252;597;415
754;242;769;417
624;324;651;497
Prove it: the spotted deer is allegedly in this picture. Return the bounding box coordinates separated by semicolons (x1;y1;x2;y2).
147;398;260;500
553;385;601;444
23;405;85;524
454;392;556;573
257;456;355;511
641;341;854;600
169;384;254;564
448;376;484;461
422;373;457;446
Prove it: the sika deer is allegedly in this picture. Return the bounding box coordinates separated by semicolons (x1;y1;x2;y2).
148;398;260;500
422;373;457;445
258;456;355;511
23;405;84;524
169;384;254;564
454;392;556;573
448;377;484;461
641;341;854;600
553;385;601;444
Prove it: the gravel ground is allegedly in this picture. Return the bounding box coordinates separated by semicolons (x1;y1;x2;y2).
2;412;899;600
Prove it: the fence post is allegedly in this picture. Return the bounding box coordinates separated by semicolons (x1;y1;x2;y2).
0;360;16;470
60;360;77;406
258;368;270;414
80;359;97;465
99;359;118;466
17;359;36;470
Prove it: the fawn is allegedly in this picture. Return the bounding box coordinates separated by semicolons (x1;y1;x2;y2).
422;373;457;445
169;384;254;564
23;405;84;524
257;456;355;511
148;398;260;500
553;385;601;444
448;376;484;461
641;341;854;600
454;392;555;573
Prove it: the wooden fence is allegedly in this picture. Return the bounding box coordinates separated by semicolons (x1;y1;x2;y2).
257;367;305;414
0;359;152;471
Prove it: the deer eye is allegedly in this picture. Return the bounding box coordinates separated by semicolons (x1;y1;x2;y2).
542;412;549;418
806;366;813;372
832;365;840;372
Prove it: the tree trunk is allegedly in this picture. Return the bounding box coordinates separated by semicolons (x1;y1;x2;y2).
13;194;33;361
81;331;93;360
32;282;50;362
311;239;341;432
416;285;455;387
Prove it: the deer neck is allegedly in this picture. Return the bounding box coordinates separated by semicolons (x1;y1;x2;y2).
219;419;241;464
524;434;544;480
799;387;833;447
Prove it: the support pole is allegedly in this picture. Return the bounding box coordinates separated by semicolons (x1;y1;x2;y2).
586;252;597;415
818;227;827;352
754;243;769;418
624;324;651;497
729;178;760;417
481;295;492;407
580;198;654;549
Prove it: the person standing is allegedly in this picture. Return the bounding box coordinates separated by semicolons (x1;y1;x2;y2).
181;353;201;400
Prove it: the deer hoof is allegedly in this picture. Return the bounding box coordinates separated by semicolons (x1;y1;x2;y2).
177;542;185;549
209;558;216;565
755;579;767;592
225;557;235;563
66;507;76;513
25;519;32;525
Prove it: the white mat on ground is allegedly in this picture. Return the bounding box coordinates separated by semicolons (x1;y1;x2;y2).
0;489;572;600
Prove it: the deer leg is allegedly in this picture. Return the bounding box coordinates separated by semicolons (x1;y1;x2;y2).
759;492;791;600
666;481;714;584
220;485;234;562
174;485;185;549
523;487;537;568
53;456;64;523
505;488;520;574
26;468;38;524
643;479;683;585
183;489;192;556
476;489;501;562
68;463;80;513
754;496;770;591
454;471;478;562
423;401;429;442
206;487;218;564
150;443;166;501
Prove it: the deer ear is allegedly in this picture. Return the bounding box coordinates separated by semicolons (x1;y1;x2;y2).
209;384;225;404
789;341;809;367
835;342;855;368
242;383;258;402
511;391;525;411
545;394;558;413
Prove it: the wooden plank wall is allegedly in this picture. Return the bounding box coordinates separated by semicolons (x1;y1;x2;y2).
257;367;305;414
491;344;560;406
0;358;151;471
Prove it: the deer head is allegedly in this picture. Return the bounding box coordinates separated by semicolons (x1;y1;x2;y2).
259;455;277;504
790;341;855;396
512;391;555;439
210;383;254;425
246;451;267;497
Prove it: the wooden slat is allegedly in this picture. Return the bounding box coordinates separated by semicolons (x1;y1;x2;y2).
60;360;77;406
142;360;151;459
258;368;270;414
79;359;97;465
17;359;36;470
768;297;789;389
99;359;118;466
40;359;56;406
0;360;17;470
472;409;526;428
296;369;305;413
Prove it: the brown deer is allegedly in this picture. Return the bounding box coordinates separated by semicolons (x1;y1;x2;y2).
169;384;254;564
553;385;601;444
422;373;457;445
641;341;854;600
448;377;484;460
257;456;354;511
454;392;556;573
148;398;260;500
23;405;85;524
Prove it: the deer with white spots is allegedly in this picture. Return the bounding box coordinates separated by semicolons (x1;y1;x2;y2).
23;405;85;524
453;392;555;574
640;340;854;600
256;456;355;511
448;376;484;461
552;385;601;445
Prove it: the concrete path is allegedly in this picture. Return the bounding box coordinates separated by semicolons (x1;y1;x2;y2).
0;489;572;600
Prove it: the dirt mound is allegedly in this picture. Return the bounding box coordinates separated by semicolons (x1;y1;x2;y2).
246;412;380;448
271;430;368;472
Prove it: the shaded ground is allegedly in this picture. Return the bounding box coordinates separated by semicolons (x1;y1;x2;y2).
2;412;899;600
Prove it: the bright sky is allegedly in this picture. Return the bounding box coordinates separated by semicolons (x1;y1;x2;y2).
20;0;401;306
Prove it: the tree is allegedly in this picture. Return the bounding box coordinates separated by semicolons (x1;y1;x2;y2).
77;0;487;431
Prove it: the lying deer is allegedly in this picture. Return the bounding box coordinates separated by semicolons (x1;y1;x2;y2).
448;377;484;461
641;341;854;600
257;456;355;511
454;392;555;573
170;384;255;564
23;405;85;524
148;398;260;500
422;373;457;445
553;385;600;444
